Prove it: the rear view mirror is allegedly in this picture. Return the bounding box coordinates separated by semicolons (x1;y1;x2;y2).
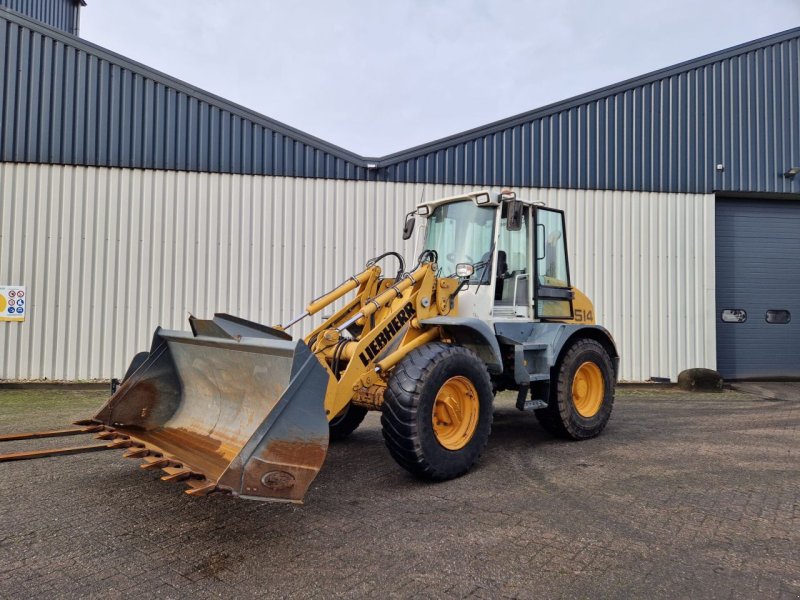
506;200;523;231
402;213;416;240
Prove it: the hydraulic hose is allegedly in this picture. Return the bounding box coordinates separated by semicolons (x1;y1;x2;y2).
367;251;406;281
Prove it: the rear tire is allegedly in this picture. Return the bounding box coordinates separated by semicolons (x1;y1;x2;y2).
381;342;493;480
535;338;615;439
329;403;368;441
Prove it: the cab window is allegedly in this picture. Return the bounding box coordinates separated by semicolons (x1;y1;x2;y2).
536;209;569;287
424;200;496;280
495;204;529;306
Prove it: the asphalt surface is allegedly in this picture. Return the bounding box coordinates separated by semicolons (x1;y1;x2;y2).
0;386;798;599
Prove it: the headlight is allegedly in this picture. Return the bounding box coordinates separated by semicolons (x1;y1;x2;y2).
456;263;474;278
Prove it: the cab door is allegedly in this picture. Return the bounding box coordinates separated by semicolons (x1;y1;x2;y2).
533;207;574;319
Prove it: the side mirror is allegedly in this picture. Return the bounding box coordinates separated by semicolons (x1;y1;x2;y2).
402;214;416;240
506;200;523;231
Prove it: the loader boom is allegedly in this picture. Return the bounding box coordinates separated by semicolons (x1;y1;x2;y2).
291;256;462;420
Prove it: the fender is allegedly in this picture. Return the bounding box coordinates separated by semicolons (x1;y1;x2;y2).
551;325;620;380
420;317;504;373
495;322;620;381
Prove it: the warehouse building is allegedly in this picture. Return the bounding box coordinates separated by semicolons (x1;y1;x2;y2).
0;2;798;382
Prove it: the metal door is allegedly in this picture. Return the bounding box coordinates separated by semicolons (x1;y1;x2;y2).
716;197;800;379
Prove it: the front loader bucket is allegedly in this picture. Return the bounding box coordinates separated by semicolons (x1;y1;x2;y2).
88;314;331;502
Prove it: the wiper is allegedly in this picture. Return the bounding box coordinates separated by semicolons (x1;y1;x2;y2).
471;240;496;294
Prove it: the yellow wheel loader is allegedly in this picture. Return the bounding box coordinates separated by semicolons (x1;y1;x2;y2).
1;190;618;503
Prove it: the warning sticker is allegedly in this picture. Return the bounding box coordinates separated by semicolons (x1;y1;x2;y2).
0;286;26;322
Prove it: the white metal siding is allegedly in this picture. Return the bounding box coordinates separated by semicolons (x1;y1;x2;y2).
0;163;715;382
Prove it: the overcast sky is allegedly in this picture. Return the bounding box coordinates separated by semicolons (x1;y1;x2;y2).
81;1;800;157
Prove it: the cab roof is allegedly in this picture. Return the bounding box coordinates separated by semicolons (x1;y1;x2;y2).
416;190;539;213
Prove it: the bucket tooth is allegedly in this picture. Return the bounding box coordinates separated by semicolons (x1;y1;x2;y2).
141;458;171;470
184;480;217;497
123;448;151;458
161;467;199;482
108;439;134;449
95;431;122;441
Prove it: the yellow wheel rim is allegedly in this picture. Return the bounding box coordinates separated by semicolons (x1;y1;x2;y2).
432;376;479;450
572;361;605;418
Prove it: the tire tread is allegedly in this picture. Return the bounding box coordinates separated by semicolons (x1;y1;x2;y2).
535;338;615;440
381;342;493;480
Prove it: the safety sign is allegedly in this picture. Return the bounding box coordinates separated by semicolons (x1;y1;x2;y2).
0;286;26;322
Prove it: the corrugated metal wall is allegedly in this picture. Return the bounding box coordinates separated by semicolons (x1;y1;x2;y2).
0;163;417;382
0;0;79;35
0;163;715;382
0;8;368;180
1;7;798;194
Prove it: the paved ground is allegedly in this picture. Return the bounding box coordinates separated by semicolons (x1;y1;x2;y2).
0;386;798;599
732;382;800;402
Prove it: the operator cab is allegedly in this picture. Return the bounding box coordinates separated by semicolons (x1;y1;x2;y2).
411;190;573;322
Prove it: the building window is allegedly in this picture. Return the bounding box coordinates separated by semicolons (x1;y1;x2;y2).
721;309;747;323
765;310;791;324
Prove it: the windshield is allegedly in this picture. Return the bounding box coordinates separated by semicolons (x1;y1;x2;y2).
423;200;497;279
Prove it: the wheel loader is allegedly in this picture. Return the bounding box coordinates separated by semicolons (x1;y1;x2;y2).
1;190;618;503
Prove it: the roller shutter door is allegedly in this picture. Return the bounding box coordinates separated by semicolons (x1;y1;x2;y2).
715;197;800;379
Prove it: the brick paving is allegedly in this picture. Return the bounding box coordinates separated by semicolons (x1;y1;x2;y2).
0;386;798;599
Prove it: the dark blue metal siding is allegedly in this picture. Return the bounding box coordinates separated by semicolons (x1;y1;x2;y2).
0;0;80;35
380;29;800;194
0;8;367;179
0;5;798;194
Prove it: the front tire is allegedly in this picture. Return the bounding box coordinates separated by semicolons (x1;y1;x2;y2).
329;403;368;441
381;343;493;480
535;338;615;439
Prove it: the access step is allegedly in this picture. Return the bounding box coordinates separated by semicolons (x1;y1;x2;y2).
518;399;548;412
515;384;549;411
527;373;551;382
521;342;549;351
